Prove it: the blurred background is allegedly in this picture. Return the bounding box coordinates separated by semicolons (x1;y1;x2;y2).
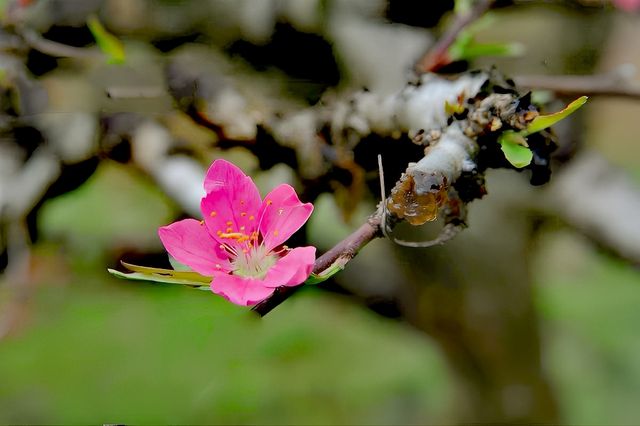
0;0;639;424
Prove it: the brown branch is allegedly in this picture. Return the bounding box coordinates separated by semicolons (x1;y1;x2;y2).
251;210;384;316
514;71;640;100
415;0;495;73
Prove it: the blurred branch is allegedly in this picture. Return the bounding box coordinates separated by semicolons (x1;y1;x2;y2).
19;28;101;59
548;151;640;264
415;0;495;73
252;209;384;316
514;68;640;100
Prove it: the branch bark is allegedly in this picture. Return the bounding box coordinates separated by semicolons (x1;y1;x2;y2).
161;66;550;316
20;29;102;59
514;69;640;100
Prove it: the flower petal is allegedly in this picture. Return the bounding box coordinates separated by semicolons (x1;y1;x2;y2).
158;219;231;276
204;159;259;197
262;246;316;288
201;160;262;247
210;273;276;306
614;0;640;11
259;184;313;250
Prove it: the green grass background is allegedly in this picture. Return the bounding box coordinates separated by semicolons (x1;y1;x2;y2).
0;161;639;424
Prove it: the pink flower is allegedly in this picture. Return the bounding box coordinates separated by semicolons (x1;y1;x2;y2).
158;160;316;306
613;0;640;11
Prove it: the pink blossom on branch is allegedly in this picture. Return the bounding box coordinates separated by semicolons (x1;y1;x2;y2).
158;160;315;306
613;0;640;11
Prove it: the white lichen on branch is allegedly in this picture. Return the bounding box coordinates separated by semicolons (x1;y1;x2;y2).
168;63;546;228
327;72;488;141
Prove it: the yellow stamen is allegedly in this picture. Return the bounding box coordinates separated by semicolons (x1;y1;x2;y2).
220;232;244;239
210;211;217;217
273;230;279;236
240;212;247;217
226;221;233;226
249;215;255;221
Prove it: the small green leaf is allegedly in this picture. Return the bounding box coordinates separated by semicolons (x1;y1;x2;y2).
454;0;473;14
498;131;533;168
448;31;473;61
448;12;523;64
450;41;524;62
110;258;345;291
495;96;588;168
445;99;465;116
304;263;344;285
87;14;125;64
120;261;211;283
107;268;209;288
523;96;588;136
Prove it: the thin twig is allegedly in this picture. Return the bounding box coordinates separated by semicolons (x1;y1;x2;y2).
377;154;392;240
415;0;495;73
20;29;101;59
514;71;640;100
251;211;384;316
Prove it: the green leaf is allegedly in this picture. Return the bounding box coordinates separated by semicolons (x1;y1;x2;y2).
450;41;524;62
495;96;588;168
454;0;473;14
109;258;345;290
107;268;209;288
87;14;125;64
523;96;588;136
448;31;473;61
448;12;523;64
120;261;211;283
498;131;533;168
304;263;344;285
107;261;210;287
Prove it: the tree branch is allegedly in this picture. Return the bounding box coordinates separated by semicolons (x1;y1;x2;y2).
547;151;640;264
161;64;552;316
251;210;384;316
20;29;101;59
514;69;640;100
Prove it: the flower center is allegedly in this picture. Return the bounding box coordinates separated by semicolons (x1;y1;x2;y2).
231;244;277;279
